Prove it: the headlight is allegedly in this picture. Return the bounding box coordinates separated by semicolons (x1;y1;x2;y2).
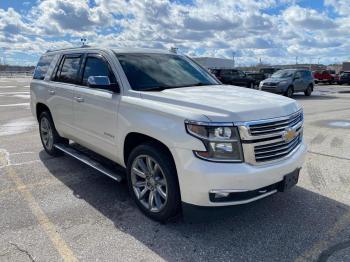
185;121;243;162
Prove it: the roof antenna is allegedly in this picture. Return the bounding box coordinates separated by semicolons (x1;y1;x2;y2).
170;47;178;54
81;37;87;47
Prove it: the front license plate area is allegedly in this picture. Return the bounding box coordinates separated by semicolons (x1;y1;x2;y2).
280;169;300;192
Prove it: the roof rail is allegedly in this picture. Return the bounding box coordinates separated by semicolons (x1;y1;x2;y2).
46;45;92;53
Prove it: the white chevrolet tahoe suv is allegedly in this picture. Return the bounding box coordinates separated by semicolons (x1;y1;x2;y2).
30;47;307;221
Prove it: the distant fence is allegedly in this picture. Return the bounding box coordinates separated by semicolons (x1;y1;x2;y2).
0;71;34;78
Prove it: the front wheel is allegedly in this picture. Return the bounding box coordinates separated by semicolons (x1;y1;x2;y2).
284;86;293;98
127;143;181;222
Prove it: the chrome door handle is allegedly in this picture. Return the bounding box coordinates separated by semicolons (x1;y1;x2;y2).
49;90;55;95
75;97;84;103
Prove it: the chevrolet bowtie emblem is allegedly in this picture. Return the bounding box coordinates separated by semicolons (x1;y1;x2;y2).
283;128;296;142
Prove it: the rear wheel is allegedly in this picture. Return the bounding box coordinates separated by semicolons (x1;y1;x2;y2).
284;86;293;98
127;143;181;222
39;111;68;156
304;85;313;96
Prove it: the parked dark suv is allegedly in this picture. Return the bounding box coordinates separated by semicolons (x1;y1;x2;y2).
210;69;256;88
339;72;350;85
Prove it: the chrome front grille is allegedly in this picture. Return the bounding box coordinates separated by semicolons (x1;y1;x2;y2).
236;110;304;165
249;110;303;136
254;134;302;162
263;82;277;86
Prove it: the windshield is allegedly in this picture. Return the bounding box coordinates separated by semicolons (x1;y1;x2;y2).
271;69;295;78
115;53;219;91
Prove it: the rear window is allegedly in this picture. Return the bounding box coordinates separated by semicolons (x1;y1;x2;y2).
57;55;82;84
33;55;54;80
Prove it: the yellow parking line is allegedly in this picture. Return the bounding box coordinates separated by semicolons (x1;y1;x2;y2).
2;161;77;261
0;178;65;197
295;211;350;261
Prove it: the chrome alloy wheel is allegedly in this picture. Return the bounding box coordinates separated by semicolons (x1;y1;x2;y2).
40;117;54;150
131;155;168;213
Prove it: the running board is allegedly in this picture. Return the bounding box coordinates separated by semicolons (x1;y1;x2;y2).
54;143;123;182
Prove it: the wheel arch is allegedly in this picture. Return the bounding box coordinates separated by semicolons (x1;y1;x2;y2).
123;132;176;169
36;103;51;121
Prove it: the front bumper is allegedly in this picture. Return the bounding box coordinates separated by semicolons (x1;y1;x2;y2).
172;142;307;207
260;86;285;94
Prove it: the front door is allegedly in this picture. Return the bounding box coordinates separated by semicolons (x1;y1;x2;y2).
72;53;120;160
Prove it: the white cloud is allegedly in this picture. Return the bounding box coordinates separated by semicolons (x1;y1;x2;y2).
325;0;350;16
0;0;349;65
283;6;336;30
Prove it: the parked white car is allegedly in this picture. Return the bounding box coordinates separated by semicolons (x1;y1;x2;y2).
30;47;307;221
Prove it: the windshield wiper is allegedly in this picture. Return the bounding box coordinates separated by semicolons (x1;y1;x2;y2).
140;86;168;91
140;82;217;91
173;82;217;88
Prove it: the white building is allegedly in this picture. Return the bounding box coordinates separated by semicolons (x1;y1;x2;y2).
193;57;235;69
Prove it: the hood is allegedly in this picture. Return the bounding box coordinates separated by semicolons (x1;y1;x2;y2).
263;77;290;83
140;85;300;122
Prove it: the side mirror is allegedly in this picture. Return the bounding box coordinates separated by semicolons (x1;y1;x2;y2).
87;76;120;93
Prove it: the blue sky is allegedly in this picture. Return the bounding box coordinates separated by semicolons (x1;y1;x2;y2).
0;0;349;66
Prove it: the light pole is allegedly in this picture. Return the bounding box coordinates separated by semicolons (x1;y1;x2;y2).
232;51;236;68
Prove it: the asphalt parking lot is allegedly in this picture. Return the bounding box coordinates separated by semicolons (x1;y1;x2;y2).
0;78;349;262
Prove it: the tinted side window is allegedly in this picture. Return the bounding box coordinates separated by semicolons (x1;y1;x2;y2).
57;56;81;84
33;55;54;80
82;56;116;86
220;70;231;76
295;71;302;78
303;71;311;78
238;71;245;77
231;71;239;77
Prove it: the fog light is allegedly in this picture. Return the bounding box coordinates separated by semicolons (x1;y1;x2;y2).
214;192;230;198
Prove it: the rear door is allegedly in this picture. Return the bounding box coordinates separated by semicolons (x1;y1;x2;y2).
72;53;120;160
237;70;249;87
293;71;304;91
219;70;232;84
50;54;83;137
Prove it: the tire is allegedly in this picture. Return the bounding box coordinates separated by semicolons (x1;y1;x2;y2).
39;111;68;156
284;86;293;98
127;143;181;222
304;85;313;96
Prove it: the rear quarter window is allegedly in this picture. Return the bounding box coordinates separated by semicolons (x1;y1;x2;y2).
33;55;55;80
